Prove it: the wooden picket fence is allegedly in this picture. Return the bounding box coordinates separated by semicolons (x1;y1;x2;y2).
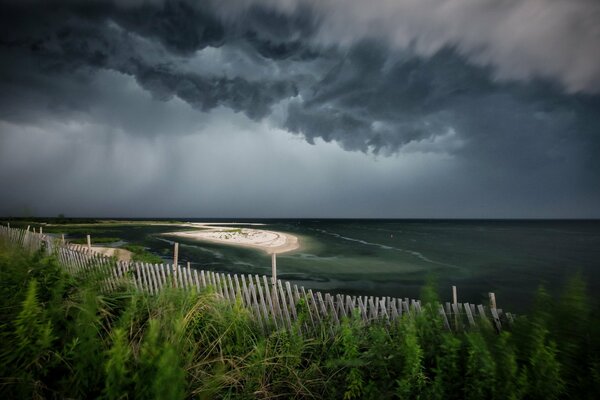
0;224;514;333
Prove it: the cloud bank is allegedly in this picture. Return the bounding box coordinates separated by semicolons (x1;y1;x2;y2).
0;0;598;217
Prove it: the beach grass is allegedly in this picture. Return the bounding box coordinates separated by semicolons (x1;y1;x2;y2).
1;238;599;399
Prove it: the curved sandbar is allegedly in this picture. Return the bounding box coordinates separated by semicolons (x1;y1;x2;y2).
164;223;300;254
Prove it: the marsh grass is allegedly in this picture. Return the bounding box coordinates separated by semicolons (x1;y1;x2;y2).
120;244;164;264
0;238;599;399
70;237;121;245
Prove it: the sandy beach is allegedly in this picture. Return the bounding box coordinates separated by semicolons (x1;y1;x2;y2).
165;223;300;254
88;246;133;262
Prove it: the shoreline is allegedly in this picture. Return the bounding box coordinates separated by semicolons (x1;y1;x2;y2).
163;223;300;254
87;246;133;262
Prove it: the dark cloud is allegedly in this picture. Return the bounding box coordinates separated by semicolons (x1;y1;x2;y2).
243;0;600;94
0;0;599;217
0;0;301;122
285;41;600;180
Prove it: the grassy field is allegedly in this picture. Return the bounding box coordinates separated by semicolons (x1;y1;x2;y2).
1;238;599;399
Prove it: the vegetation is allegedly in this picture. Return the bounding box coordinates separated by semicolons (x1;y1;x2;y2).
120;244;164;264
70;237;121;245
1;239;599;399
1;217;99;226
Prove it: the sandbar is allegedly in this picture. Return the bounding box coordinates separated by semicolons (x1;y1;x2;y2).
164;223;300;254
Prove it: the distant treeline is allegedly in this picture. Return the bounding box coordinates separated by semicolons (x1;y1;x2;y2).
0;239;598;399
1;216;100;225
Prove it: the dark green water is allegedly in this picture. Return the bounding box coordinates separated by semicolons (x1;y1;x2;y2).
55;219;600;313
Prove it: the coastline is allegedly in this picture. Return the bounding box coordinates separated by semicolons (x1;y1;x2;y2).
164;223;300;254
88;246;133;262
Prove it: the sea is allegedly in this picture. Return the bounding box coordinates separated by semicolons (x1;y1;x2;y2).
103;219;600;313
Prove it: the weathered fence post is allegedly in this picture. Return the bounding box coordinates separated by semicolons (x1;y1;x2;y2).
61;234;65;245
173;242;179;270
452;285;457;305
452;286;458;330
488;292;502;331
87;234;91;250
173;242;179;287
489;292;496;309
271;253;277;286
271;252;278;315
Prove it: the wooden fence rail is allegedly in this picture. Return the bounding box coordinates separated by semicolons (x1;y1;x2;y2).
0;224;514;333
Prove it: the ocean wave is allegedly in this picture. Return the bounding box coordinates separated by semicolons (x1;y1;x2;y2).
314;228;455;268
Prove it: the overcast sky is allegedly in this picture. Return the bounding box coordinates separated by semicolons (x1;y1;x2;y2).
1;0;599;218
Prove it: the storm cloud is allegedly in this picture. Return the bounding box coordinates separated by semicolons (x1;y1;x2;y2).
0;0;599;217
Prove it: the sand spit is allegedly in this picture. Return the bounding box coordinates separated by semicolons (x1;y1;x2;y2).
88;246;133;262
165;223;300;254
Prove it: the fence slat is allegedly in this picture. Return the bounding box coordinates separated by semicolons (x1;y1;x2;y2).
327;294;340;326
262;275;278;328
277;280;292;329
219;273;229;300
439;304;451;330
307;290;322;323
182;266;190;289
179;265;186;289
207;270;213;288
133;263;142;291
152;264;163;292
336;294;347;319
255;275;271;329
159;264;167;288
464;302;475;326
241;275;253;310
215;273;223;297
477;304;487;319
193;269;200;291
390;299;399;320
490;307;502;332
368;297;377;320
140;262;151;293
143;264;154;294
200;270;207;288
379;299;389;321
285;281;297;320
247;280;264;331
451;303;461;331
234;274;245;305
301;287;316;330
227;274;236;301
357;297;368;322
317;292;328;319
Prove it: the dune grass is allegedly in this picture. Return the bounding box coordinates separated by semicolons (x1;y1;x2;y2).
0;239;599;399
